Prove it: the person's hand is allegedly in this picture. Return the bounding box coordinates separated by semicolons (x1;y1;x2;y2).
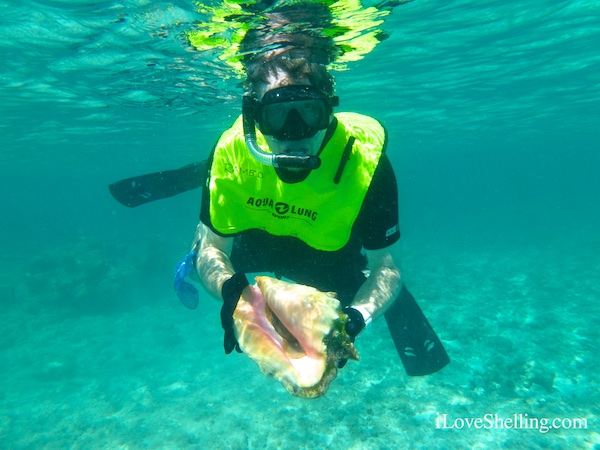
220;273;250;354
338;306;366;368
344;306;366;339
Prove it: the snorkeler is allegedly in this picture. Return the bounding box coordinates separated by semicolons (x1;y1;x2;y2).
109;0;449;377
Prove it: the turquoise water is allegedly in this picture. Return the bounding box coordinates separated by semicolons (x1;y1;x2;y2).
1;0;599;448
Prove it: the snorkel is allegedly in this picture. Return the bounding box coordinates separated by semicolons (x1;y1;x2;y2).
242;94;322;170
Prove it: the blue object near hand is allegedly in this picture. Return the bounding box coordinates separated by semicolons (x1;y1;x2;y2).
174;251;199;309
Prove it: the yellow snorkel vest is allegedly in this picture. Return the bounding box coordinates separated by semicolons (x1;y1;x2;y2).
208;112;386;251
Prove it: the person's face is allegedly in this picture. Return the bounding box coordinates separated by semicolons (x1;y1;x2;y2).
256;77;332;158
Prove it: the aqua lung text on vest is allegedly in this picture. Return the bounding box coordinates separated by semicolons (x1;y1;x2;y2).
246;197;318;222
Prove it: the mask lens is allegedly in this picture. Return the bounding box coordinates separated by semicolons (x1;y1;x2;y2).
258;100;328;136
255;86;334;140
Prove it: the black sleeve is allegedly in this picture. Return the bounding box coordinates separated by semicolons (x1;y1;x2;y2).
359;153;401;250
199;148;215;228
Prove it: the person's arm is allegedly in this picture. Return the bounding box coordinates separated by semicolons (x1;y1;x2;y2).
350;241;402;325
192;222;249;354
191;222;236;300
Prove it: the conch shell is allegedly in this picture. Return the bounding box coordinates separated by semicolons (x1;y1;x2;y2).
233;276;359;398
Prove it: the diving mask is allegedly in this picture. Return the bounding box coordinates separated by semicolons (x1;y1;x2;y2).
256;85;339;141
242;86;338;169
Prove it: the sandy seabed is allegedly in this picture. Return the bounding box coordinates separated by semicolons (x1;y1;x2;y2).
1;234;598;449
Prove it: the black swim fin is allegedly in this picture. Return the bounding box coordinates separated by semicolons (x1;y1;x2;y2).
108;160;207;207
384;285;450;376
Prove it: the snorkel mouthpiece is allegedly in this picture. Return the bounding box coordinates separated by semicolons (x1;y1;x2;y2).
242;95;322;170
273;153;321;169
